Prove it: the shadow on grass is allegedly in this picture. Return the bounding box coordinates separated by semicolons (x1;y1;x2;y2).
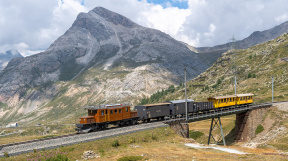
220;127;236;146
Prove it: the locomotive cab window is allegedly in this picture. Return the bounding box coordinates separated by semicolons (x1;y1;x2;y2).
105;110;108;114
115;109;118;113
110;110;113;114
119;109;122;113
101;110;104;115
126;107;129;112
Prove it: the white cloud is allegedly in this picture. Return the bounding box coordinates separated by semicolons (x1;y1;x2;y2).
0;0;288;54
276;14;288;24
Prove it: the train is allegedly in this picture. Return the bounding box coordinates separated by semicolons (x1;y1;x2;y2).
75;93;254;133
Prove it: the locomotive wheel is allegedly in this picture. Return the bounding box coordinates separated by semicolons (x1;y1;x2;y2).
132;119;136;125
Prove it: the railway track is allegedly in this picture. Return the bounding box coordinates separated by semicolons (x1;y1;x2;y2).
0;121;168;157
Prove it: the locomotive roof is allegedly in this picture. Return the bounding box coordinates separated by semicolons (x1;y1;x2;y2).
81;103;130;110
167;99;194;104
138;103;171;107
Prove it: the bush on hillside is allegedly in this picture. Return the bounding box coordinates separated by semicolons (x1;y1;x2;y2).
255;124;264;135
189;130;204;140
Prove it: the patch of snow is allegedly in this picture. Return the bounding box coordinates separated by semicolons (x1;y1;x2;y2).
185;143;247;154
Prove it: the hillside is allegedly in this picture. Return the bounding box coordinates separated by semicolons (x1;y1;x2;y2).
154;33;288;103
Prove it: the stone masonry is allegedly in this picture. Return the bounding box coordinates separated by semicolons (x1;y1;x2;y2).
235;106;270;142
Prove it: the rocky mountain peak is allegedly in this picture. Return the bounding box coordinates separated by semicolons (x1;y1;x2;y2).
91;7;138;28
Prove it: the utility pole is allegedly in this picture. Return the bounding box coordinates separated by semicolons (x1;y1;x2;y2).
235;75;237;95
272;76;274;102
185;66;188;121
230;35;237;95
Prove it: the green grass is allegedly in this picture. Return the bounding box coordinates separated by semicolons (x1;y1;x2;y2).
189;131;204;140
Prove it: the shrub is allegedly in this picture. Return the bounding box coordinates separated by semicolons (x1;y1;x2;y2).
99;149;105;157
112;140;120;147
255;124;264;135
217;79;222;84
3;151;9;158
151;133;157;140
189;131;204;140
248;73;252;78
117;156;143;161
69;147;75;152
142;137;147;142
129;137;136;143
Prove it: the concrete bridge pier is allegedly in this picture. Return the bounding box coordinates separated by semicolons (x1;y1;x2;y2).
235;106;270;142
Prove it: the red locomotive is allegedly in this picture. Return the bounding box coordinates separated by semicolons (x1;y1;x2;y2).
75;103;138;133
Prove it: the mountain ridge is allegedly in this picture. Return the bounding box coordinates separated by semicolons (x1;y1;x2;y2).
195;21;288;53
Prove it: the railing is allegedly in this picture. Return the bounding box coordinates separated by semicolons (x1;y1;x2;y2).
164;103;272;123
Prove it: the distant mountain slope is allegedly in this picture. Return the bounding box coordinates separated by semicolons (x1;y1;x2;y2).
196;21;288;53
0;7;218;125
158;33;288;104
0;49;23;70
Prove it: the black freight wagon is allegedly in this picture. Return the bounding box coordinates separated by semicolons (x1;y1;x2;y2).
192;101;214;112
135;103;170;122
166;99;194;117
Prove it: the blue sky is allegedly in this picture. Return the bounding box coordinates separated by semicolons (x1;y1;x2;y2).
145;0;188;9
